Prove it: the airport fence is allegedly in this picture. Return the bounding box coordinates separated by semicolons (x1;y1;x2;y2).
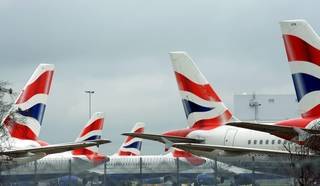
0;156;294;186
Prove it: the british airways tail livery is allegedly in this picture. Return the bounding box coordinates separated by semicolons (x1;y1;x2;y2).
72;112;107;163
280;20;320;118
169;52;232;129
226;20;320;145
0;66;110;170
118;122;144;156
3;64;54;140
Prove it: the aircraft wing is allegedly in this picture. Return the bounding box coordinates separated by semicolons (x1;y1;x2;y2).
122;133;204;144
226;122;320;138
0;139;111;158
172;143;300;156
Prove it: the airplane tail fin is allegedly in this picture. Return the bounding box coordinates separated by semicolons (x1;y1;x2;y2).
3;64;54;140
169;52;232;129
280;20;320;118
72;112;107;163
118;122;144;156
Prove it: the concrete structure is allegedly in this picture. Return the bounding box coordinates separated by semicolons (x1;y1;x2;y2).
233;94;299;122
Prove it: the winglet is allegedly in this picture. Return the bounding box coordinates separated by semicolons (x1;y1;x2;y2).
161;137;173;152
293;127;309;141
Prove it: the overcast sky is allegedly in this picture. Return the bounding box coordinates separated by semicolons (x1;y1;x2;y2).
0;0;319;154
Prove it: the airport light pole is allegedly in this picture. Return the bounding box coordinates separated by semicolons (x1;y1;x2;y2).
85;90;95;118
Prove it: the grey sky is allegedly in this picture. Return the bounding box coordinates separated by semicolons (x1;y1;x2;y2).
0;0;319;154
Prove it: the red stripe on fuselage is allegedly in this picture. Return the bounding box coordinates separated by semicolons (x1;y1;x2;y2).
72;148;107;165
191;109;232;129
276;117;314;128
162;111;230;143
163;128;196;138
118;151;136;156
80;118;104;137
175;72;221;102
16;71;54;104
36;139;49;146
283;35;320;65
172;149;206;166
125;128;144;143
275;117;314;140
301;104;320;118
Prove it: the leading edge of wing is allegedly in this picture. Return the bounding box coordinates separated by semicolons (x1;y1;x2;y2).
172;143;305;156
1;139;111;158
121;133;204;144
226;122;320;136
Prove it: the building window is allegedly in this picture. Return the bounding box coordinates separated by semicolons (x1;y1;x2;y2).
272;140;275;144
265;140;269;145
259;140;263;144
268;98;275;103
254;140;257;145
248;140;251;145
268;98;274;103
278;140;281;144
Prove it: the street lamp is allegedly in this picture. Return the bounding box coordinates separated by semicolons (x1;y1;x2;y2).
84;90;95;118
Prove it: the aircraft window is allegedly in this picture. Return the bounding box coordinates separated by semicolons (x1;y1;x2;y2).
272;140;275;144
278;140;281;144
265;140;269;145
248;140;251;145
284;140;287;145
253;140;257;144
259;140;263;144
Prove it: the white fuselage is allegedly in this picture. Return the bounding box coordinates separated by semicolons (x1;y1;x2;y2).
92;155;256;177
184;125;299;175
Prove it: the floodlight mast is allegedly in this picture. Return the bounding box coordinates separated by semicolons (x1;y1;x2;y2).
84;90;95;118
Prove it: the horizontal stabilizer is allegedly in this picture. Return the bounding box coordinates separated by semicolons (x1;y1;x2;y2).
121;133;204;144
1;139;111;158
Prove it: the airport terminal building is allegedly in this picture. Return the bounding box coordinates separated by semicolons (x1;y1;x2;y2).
233;94;299;122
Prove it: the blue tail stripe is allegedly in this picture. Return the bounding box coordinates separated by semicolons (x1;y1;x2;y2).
123;141;142;150
292;73;320;101
83;135;101;141
17;103;46;125
181;99;214;118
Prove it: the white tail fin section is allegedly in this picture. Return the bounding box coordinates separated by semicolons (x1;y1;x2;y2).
118;122;144;156
169;52;232;129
